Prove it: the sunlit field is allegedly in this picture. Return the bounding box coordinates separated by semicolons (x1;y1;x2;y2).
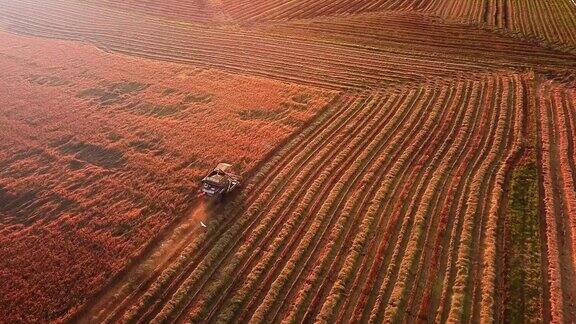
0;0;575;322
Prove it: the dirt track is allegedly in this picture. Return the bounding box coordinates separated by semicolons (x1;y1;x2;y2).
76;199;210;323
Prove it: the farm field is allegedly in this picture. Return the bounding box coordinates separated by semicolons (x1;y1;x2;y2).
0;31;333;322
0;0;575;323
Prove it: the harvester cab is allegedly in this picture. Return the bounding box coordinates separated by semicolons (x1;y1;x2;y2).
201;163;241;200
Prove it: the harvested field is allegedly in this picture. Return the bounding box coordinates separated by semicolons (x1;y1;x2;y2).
257;11;576;70
2;0;575;92
423;0;576;53
83;0;223;24
221;0;576;53
0;0;575;323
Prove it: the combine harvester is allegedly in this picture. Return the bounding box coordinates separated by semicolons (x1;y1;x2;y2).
201;163;241;201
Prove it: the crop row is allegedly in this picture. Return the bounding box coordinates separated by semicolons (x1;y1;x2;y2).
442;76;511;322
378;83;480;322
331;73;528;323
258;11;576;72
347;81;467;323
268;86;436;323
462;76;516;322
316;86;450;323
400;82;478;322
220;0;418;22
374;78;490;323
264;88;429;324
0;0;537;92
536;80;576;323
477;73;526;322
86;0;216;23
422;0;576;54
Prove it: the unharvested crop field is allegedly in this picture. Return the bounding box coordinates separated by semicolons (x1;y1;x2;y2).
0;0;575;323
